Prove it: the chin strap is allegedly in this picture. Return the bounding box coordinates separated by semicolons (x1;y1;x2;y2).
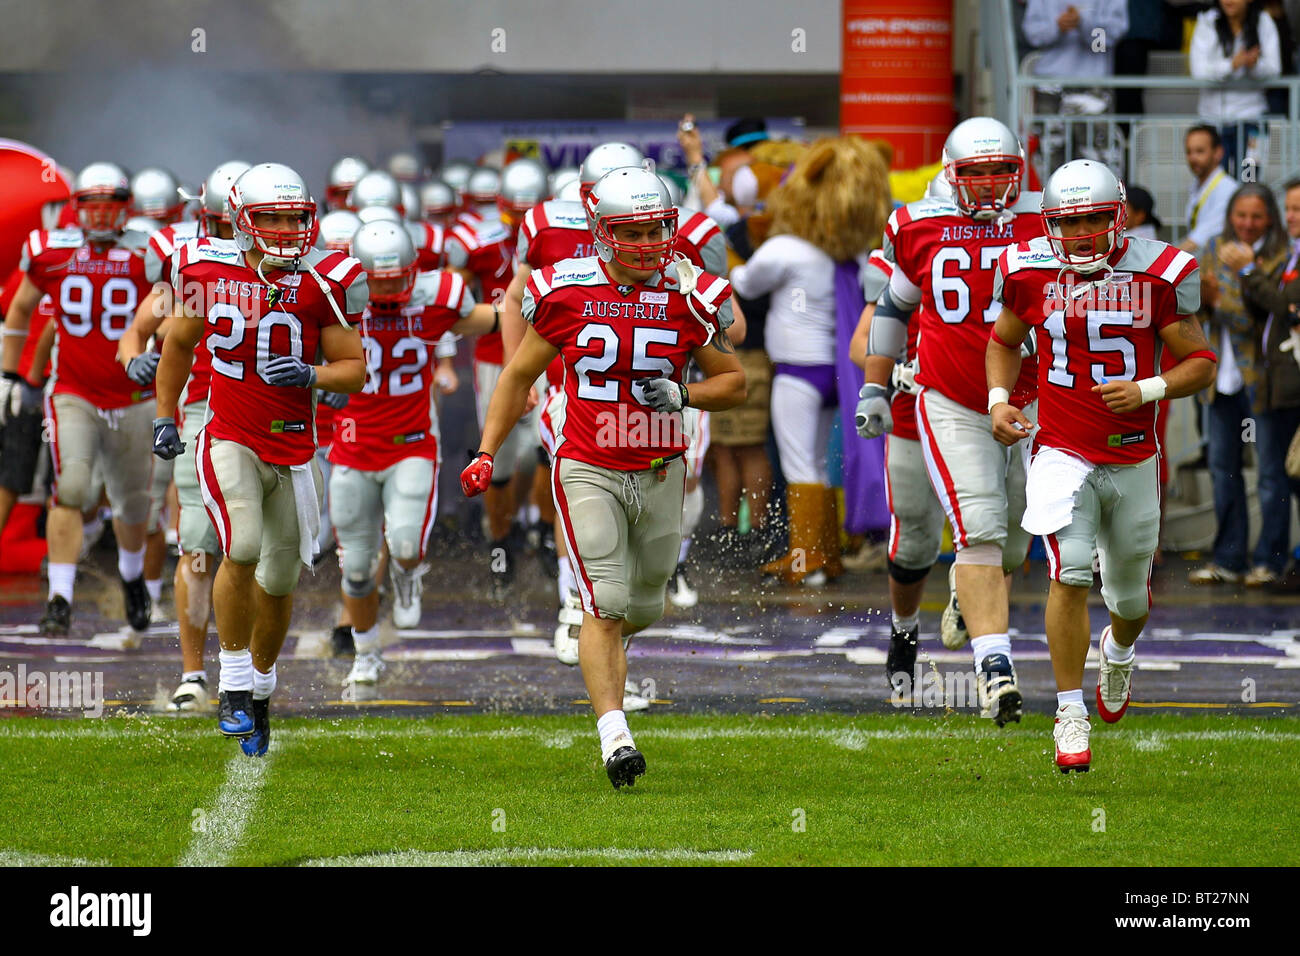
256;252;348;326
1057;260;1115;301
668;254;722;344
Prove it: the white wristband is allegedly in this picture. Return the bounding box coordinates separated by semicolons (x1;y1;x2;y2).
987;387;1010;413
1137;376;1167;404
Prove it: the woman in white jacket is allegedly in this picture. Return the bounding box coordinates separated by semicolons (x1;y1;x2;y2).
1189;0;1282;176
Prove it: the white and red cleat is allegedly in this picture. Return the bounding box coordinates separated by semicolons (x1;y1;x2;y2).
1054;701;1092;773
1095;625;1133;724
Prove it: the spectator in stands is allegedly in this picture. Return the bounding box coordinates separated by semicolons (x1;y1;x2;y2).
1237;175;1300;587
1126;185;1163;238
1189;0;1281;176
1262;0;1295;114
1190;182;1290;585
679;115;766;230
1022;1;1130;169
1115;0;1170;118
1179;124;1238;254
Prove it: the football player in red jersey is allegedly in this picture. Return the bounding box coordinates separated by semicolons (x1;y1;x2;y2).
2;162;158;638
860;117;1045;727
988;160;1215;771
463;167;745;789
153;162;366;756
118;160;250;711
332;221;499;687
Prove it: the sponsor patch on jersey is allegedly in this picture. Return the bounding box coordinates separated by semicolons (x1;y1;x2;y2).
554;269;597;283
640;291;668;304
199;246;240;262
277;273;302;287
393;430;427;444
107;248;132;261
1109;272;1133;283
270;420;308;434
616;284;634;296
1106;430;1146;447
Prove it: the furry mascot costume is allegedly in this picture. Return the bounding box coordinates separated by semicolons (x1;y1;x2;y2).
731;136;891;585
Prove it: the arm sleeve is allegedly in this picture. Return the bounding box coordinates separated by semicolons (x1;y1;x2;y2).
866;285;913;360
1253;11;1282;79
1021;0;1064;48
699;231;728;277
1189;14;1234;81
1175;261;1202;316
887;262;923;310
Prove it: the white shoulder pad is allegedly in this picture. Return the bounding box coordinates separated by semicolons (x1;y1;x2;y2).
189;237;242;264
543;199;587;231
1010;190;1044;215
542;257;606;290
45;227;85;249
474;219;512;246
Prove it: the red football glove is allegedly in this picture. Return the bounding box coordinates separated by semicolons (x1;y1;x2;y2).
461;452;494;497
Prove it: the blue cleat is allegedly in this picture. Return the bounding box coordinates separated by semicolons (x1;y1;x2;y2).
218;690;255;736
239;697;270;757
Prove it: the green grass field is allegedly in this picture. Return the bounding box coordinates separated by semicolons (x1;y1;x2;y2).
2;713;1297;866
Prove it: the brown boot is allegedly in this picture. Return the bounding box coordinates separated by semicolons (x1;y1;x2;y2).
821;486;844;580
761;483;826;585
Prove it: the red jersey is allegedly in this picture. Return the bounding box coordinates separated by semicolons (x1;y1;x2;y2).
147;222;214;407
516;199;596;389
22;228;154;410
408;221;447;272
523;257;730;471
330;271;474;471
447;218;515;364
996;235;1199;465
884;193;1044;414
674;208;726;276
1;265;54;381
173;237;367;465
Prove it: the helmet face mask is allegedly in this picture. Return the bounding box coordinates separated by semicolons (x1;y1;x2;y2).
1041;159;1127;274
584;168;677;273
130;168;184;224
199;160;252;238
73;162;132;241
228;163;318;264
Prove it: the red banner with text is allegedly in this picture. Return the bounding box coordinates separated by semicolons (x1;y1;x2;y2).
841;1;954;169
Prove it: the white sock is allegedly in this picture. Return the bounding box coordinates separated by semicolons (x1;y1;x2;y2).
1056;689;1085;712
597;709;631;760
353;625;379;654
145;578;162;605
971;633;1012;666
181;669;207;684
892;611;920;633
252;664;277;701
48;563;76;603
556;556;576;604
218;648;253;692
1103;629;1135;663
117;545;145;582
677;536;691;565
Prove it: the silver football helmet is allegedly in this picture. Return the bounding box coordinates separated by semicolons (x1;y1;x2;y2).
387;151;424;183
579;142;645;199
925;171;954;201
464;167;501;204
439;160;474;198
227;162;317;264
556;179;583;203
549;166;580;198
941;117;1025;219
419;180;456;219
352;220;418;310
349;170;404;213
199;160;252;235
400;182;422;221
1041;159;1127;274
357;205;403;225
326;156;371;210
130;167;183;223
584;166;677;271
500;158;549;213
316;209;362;253
72;161;132;240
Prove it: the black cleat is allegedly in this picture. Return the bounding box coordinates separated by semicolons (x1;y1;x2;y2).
330;624;355;657
240;697;270;757
121;574;151;632
39;595;72;636
885;624;919;689
217;689;255;736
978;654;1024;728
605;746;647;790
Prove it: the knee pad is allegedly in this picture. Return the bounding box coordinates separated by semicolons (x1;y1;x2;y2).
254;548;303;597
54;460;94;511
386;524;426;565
955;542;1003;567
112;487;152;527
625;590;667;631
888;559;932;585
340;548;380;598
591;579;629;621
681;484;704;539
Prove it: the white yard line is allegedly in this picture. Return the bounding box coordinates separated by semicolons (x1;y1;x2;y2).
0;849;108;866
176;735;281;867
301;847;753;866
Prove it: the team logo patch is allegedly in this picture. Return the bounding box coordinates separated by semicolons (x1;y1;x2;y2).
640;291;668;304
616;284;634;296
269;420;308;434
